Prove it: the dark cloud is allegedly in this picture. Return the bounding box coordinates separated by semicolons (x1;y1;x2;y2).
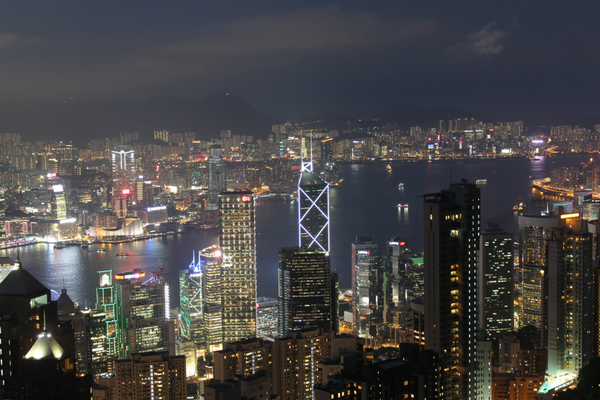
0;33;18;47
0;2;599;122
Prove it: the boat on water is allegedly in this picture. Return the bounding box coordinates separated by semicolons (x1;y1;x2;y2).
96;248;106;253
80;243;89;249
54;243;66;249
513;202;526;211
386;164;392;172
116;253;128;257
397;203;409;208
476;179;487;184
398;183;404;188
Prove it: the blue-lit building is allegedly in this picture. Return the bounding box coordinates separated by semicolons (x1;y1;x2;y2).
180;245;223;352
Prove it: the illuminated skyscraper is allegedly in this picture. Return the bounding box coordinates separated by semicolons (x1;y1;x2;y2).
479;226;514;336
256;297;278;337
351;236;384;341
208;144;227;210
118;270;173;355
423;182;480;400
298;171;330;252
95;270;125;360
518;215;560;329
180;253;203;345
111;146;135;190
545;216;593;386
180;245;223;352
51;183;67;220
218;191;257;343
278;247;335;335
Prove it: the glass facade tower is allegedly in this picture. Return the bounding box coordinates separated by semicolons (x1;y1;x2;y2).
298;172;330;252
278;247;334;335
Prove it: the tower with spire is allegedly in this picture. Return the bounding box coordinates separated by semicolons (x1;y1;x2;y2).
298;131;330;253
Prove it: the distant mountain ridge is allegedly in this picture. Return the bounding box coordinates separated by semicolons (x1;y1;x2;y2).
296;106;486;132
0;93;280;146
6;93;592;146
374;105;484;128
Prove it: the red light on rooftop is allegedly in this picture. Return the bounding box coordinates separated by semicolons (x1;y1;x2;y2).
400;242;406;246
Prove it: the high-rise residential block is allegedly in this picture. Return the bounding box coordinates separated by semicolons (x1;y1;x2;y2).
274;328;334;400
423;182;480;400
114;351;186;400
218;191;257;342
545;216;594;385
518;215;560;330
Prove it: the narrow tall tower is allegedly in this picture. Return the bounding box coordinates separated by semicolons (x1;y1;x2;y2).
298;131;330;253
423;182;480;400
479;226;514;336
298;172;330;252
218;191;257;342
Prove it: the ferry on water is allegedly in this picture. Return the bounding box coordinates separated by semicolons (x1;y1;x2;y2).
397;203;409;208
398;183;404;188
96;248;106;253
116;253;129;257
54;243;66;249
386;164;392;172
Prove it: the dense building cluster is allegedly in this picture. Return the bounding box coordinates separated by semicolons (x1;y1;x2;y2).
3;118;600;399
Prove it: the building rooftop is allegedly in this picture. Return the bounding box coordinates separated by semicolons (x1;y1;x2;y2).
0;266;48;296
24;332;65;360
0;256;14;266
299;171;326;187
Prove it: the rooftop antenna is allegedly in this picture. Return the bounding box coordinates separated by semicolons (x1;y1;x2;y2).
310;131;313;170
300;131;313;173
43;310;46;332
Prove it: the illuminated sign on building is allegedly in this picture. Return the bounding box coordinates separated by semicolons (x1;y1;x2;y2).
99;272;112;287
560;212;580;219
357;250;369;255
122;188;131;195
52;184;64;193
147;206;167;212
242;195;251;202
115;272;146;280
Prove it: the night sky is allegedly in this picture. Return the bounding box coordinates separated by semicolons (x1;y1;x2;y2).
1;1;598;122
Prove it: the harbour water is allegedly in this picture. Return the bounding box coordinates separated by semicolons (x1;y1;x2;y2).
2;155;591;307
